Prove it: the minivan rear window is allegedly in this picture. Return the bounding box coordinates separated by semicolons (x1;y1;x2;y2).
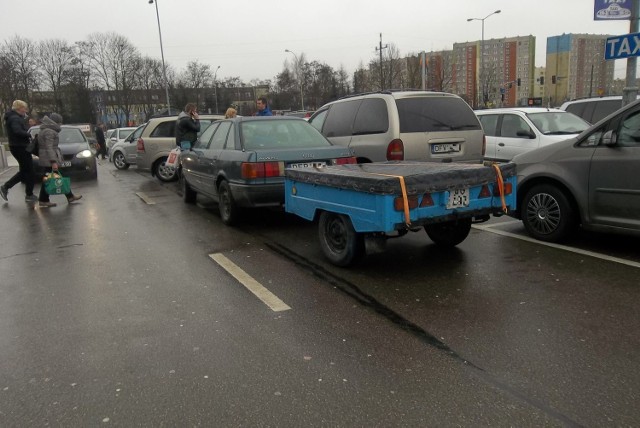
396;97;481;133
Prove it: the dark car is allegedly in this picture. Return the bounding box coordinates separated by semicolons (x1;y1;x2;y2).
512;99;640;242
29;125;98;180
179;116;356;225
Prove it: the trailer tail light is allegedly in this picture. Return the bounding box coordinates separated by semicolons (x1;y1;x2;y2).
393;195;418;211
386;139;404;161
493;181;512;196
334;156;357;165
136;138;145;153
241;161;285;179
479;185;491;198
419;193;434;207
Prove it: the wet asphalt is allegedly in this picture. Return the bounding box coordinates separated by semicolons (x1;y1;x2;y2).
0;160;638;427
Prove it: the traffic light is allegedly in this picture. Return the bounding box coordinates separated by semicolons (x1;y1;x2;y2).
517;78;521;87
539;76;544;85
552;75;557;84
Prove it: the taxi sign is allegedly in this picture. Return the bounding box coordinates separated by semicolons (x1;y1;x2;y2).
605;33;640;60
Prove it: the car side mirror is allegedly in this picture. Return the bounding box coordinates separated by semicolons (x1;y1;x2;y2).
602;130;617;146
516;130;535;139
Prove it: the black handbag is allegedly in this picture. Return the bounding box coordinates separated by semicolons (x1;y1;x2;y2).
26;134;39;156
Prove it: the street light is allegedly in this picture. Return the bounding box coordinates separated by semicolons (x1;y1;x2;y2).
285;49;305;111
149;0;171;115
213;65;221;113
467;9;501;108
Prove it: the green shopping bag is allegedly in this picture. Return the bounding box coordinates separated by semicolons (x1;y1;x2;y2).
44;171;71;195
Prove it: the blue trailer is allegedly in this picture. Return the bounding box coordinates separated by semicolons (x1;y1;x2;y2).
285;161;517;266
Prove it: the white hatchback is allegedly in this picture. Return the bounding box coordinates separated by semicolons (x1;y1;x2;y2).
475;108;589;162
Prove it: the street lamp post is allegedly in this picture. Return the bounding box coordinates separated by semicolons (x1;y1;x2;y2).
285;49;305;111
213;65;220;114
467;9;501;108
148;0;171;115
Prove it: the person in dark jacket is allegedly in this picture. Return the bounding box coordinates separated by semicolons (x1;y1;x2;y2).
95;123;107;159
1;100;37;203
36;113;82;208
175;103;200;150
256;96;273;116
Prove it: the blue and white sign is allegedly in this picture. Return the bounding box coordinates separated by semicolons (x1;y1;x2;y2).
605;33;640;59
595;0;632;20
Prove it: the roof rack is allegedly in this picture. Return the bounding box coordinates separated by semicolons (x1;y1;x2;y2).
337;88;443;101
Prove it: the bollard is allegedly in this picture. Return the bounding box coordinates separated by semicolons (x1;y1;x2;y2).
0;144;7;169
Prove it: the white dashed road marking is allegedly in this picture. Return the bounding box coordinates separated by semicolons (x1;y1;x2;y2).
209;253;292;312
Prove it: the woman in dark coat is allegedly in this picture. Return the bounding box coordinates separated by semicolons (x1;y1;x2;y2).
37;113;82;208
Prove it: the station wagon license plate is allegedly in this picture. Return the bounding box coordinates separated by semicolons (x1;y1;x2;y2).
431;143;461;154
289;162;326;169
447;188;469;209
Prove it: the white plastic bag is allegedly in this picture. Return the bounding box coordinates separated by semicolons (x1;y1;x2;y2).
166;147;181;169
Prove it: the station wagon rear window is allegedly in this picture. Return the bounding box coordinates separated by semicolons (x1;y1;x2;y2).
241;120;331;150
396;97;481;133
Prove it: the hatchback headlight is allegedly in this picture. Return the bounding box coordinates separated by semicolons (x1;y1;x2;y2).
76;150;93;159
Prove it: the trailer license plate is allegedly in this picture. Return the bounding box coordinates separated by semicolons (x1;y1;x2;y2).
431;143;461;154
447;188;469;208
289;162;326;168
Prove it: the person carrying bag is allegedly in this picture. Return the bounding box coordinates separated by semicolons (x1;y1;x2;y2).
37;113;82;208
174;103;200;151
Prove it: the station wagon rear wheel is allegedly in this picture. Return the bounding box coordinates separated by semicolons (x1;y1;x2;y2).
113;151;129;170
521;184;576;242
318;212;364;266
218;181;238;225
425;218;472;247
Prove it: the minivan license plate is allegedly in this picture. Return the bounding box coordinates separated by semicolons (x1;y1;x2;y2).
447;188;469;209
431;143;461;154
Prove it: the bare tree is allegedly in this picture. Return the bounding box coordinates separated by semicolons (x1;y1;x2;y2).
179;60;213;108
38;39;76;113
3;36;40;107
86;32;141;126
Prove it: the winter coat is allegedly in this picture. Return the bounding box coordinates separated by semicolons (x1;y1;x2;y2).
175;111;201;146
37;116;64;167
256;106;273;116
3;110;30;147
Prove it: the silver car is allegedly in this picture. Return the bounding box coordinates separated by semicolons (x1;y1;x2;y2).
106;127;137;152
512;99;640;242
110;124;145;170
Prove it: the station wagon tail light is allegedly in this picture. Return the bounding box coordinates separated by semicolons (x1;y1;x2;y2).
334;156;357;165
241;161;285;179
393;195;418;211
136;137;145;153
386;139;404;161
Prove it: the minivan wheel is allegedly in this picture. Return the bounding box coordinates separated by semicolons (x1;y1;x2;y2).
521;184;576;242
155;157;178;182
218;181;238;225
113;151;129;170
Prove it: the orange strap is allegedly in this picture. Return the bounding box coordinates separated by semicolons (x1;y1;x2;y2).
491;164;508;214
366;172;411;227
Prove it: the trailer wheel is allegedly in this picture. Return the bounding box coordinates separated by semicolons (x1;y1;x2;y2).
425;218;472;247
318;212;364;266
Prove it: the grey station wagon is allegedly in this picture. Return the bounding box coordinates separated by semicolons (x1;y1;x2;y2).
179;116;356;225
512;99;640;242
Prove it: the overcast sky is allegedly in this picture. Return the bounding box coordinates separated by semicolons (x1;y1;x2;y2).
0;0;633;82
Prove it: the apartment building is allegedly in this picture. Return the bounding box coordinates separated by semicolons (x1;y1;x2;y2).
545;33;614;106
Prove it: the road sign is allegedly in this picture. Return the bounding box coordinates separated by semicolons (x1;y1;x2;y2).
605;32;640;60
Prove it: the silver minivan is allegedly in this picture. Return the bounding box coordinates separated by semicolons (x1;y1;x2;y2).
308;91;485;163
